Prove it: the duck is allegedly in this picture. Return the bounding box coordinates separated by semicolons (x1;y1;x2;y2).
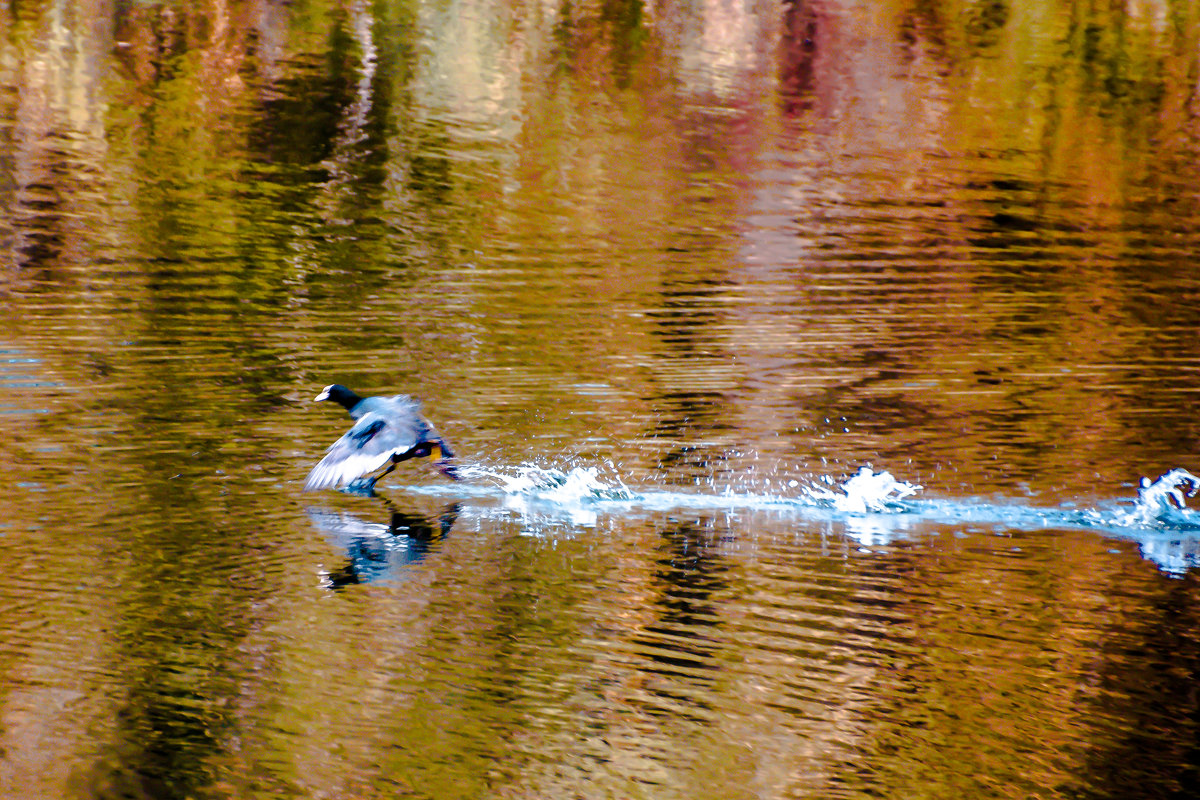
304;384;461;492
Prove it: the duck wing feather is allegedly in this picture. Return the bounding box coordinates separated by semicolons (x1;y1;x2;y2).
304;404;425;491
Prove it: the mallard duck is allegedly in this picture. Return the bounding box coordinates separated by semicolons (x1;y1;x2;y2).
304;384;460;492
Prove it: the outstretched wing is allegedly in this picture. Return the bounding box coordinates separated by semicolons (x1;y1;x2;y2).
304;409;422;491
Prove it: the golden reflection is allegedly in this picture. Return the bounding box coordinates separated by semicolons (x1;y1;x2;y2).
0;0;1199;797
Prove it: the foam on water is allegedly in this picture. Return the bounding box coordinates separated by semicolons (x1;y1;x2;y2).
798;466;922;513
436;463;1200;527
452;462;922;515
395;462;1200;575
467;463;637;503
1120;468;1200;528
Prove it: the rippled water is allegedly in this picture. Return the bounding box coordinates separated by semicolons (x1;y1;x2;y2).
4;1;1200;797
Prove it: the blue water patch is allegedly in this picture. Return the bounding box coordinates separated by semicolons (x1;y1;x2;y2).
0;380;62;389
0;345;61;394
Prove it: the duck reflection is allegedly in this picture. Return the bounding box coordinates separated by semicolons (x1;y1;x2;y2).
307;500;459;588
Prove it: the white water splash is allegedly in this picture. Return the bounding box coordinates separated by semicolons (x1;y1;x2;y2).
457;464;635;527
456;462;921;517
353;461;1200;575
473;464;635;502
1114;468;1200;529
800;466;922;513
409;462;1200;534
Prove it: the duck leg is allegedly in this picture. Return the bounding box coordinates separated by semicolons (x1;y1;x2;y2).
369;461;398;490
346;461;398;495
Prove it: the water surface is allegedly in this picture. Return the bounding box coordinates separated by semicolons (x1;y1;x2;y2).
3;1;1200;798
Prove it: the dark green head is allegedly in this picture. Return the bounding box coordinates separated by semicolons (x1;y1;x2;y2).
314;384;363;412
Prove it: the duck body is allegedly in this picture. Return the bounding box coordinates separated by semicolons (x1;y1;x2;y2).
305;384;460;492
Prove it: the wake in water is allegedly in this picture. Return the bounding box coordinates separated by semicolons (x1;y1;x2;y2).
420;462;1200;575
454;462;924;516
468;463;637;503
1123;468;1200;528
798;466;922;513
449;462;1200;528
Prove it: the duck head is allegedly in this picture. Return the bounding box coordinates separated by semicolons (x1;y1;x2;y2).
314;384;363;411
